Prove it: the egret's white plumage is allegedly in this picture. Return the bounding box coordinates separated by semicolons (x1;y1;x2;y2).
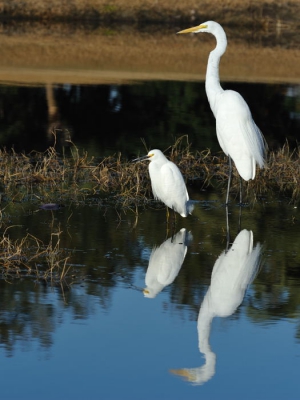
133;149;193;217
177;21;267;201
144;228;192;298
171;229;262;385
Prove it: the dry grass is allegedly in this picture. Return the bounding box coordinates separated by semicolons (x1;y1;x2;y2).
0;138;299;282
2;0;300;28
0;137;299;207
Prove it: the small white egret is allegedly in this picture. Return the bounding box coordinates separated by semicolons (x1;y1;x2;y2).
133;149;193;218
177;21;267;204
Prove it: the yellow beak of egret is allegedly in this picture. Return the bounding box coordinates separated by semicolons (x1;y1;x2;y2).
177;24;207;34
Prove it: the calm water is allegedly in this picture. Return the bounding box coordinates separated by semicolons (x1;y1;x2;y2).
0;27;300;399
1;192;300;399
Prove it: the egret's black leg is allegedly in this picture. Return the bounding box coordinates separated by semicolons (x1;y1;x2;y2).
165;207;170;238
172;208;177;229
226;156;232;205
239;177;243;205
225;204;231;252
238;200;242;233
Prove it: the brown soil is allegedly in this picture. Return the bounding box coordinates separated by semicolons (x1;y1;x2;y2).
0;1;299;85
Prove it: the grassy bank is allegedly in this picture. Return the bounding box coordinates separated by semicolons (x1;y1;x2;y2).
2;0;300;29
0;21;299;86
0;139;298;208
0;1;299;85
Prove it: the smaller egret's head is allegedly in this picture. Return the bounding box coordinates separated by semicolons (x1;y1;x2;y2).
143;287;157;299
132;149;163;163
177;21;220;35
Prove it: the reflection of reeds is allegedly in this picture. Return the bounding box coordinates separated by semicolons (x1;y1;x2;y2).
0;140;299;207
0;227;71;285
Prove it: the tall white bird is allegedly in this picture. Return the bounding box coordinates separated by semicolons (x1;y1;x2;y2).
144;228;192;298
133;149;193;218
177;21;267;204
171;229;262;385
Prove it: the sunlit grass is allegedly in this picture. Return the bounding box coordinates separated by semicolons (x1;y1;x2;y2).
0;137;299;283
0;137;299;206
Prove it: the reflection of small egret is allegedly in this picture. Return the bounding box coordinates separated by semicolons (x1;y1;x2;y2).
171;229;262;385
144;228;192;298
177;21;267;204
133;149;193;218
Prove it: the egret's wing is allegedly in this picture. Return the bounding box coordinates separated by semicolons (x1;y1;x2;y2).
148;162;161;200
149;159;190;216
216;90;266;180
160;162;188;203
240;117;266;169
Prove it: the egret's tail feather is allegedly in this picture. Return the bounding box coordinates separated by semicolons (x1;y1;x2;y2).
187;200;194;215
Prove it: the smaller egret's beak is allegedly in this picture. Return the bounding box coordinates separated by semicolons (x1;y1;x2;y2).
177;24;207;34
143;288;150;295
132;154;150;163
169;369;195;382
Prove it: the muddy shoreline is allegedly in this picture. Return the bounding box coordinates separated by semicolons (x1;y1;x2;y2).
0;22;298;86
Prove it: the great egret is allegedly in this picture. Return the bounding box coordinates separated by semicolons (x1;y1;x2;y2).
171;229;262;385
143;228;192;298
177;21;267;204
133;149;193;218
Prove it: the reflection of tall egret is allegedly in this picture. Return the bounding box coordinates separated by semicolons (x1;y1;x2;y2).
177;21;267;204
144;228;192;298
171;229;262;385
133;149;193;218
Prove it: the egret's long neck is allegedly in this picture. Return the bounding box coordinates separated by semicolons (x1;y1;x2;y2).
205;29;227;116
197;292;214;354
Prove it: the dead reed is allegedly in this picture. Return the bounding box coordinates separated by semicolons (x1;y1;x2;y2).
0;138;299;207
0;138;299;283
0;137;300;207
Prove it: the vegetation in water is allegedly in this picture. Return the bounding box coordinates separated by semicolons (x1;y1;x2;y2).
0;136;299;206
0;134;299;283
